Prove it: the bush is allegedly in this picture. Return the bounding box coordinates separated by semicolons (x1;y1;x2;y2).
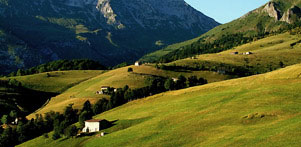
1;115;8;124
64;125;78;138
164;78;175;91
52;132;61;140
128;67;133;72
43;133;49;138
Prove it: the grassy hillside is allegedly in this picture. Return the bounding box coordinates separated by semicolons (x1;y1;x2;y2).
0;70;103;117
28;65;232;118
20;63;301;147
140;0;301;63
6;70;104;93
162;32;301;75
139;36;202;63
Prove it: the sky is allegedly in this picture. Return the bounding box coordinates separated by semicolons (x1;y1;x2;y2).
185;0;270;24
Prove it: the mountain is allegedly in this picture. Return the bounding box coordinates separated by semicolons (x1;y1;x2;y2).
140;0;301;63
0;0;219;75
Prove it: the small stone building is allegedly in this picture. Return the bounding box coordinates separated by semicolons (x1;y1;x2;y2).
82;119;111;133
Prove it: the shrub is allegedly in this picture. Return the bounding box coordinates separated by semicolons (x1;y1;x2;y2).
52;132;60;140
128;67;133;72
64;125;78;138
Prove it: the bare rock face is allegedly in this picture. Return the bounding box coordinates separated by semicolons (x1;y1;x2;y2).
263;2;281;20
280;6;301;24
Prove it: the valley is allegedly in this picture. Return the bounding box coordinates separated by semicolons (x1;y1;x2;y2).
0;0;301;146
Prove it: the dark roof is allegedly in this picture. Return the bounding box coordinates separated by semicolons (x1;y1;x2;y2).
85;119;104;122
101;86;110;88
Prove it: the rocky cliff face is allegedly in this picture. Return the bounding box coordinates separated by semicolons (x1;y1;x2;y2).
263;2;281;20
241;0;300;24
281;6;301;23
262;1;301;23
0;0;219;74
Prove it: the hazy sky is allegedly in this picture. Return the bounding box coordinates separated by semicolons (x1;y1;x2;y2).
185;0;270;24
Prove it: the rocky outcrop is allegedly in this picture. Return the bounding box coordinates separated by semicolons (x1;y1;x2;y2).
280;6;301;24
263;2;281;20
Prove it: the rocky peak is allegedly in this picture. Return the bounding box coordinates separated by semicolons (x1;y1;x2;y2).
263;2;281;20
94;0;218;30
280;5;301;24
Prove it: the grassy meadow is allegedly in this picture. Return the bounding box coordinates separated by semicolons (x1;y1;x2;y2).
28;65;231;118
4;70;104;93
168;33;301;73
20;64;301;147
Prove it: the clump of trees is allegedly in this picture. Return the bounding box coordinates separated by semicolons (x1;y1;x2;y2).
0;104;81;146
8;59;107;77
164;75;208;91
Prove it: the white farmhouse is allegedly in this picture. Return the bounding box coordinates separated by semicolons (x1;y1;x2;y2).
82;119;111;133
135;61;142;66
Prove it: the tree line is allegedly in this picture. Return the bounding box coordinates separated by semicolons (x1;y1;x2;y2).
7;59;107;77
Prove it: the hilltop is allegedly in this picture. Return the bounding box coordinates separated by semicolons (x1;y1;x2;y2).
19;62;301;147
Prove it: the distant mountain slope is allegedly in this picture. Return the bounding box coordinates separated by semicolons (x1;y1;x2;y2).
140;0;301;63
19;63;301;147
0;0;219;75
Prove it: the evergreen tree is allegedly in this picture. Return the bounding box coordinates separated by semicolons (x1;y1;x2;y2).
187;76;198;87
164;78;175;91
16;69;24;76
198;77;208;85
176;75;187;89
81;100;93;120
1;115;8;124
93;99;109;115
124;89;134;102
64;125;78;138
64;104;78;125
79;111;90;128
9;110;18;119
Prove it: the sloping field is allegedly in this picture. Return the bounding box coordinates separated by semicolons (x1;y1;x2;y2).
6;70;104;93
28;65;231;118
169;33;301;73
21;64;301;147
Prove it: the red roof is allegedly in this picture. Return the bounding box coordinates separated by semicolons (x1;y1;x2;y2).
85;119;103;122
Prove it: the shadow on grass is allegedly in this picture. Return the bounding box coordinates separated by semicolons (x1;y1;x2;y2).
104;117;153;134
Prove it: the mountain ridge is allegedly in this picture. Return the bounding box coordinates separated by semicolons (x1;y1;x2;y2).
140;0;301;63
0;0;219;75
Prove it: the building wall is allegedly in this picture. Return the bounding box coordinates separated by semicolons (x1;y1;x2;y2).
83;122;100;132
